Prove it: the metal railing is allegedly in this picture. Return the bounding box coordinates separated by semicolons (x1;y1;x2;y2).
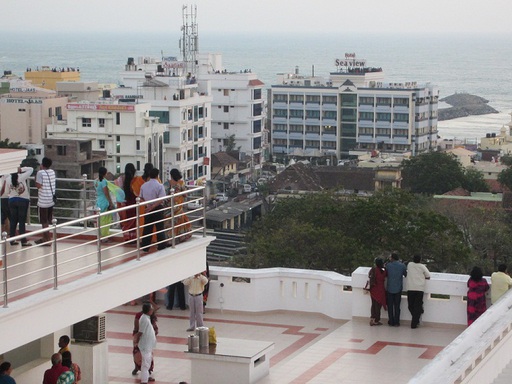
1;184;207;308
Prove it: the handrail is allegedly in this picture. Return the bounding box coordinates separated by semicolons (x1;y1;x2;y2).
0;185;206;308
410;289;512;383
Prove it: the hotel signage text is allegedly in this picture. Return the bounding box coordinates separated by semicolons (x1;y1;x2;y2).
67;104;135;111
335;53;366;68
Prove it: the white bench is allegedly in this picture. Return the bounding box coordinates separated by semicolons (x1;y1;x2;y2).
186;337;274;384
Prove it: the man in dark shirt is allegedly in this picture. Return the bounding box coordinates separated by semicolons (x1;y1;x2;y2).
386;253;407;326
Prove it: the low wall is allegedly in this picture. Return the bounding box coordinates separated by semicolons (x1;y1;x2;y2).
207;266;476;325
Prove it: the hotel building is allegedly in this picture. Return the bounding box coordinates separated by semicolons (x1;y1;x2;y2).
46;101;165;177
270;54;439;163
196;53;267;168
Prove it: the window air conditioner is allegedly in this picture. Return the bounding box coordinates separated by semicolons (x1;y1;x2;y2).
72;314;107;342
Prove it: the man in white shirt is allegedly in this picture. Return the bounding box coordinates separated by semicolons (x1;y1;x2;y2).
182;273;209;331
139;168;167;252
406;254;431;329
491;264;512;304
135;302;157;383
35;157;56;245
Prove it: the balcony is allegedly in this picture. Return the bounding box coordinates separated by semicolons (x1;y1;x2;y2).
2;183;512;383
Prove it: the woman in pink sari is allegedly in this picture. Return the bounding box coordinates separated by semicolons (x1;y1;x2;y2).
367;257;387;326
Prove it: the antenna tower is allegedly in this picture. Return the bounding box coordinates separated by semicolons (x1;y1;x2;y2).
180;5;198;75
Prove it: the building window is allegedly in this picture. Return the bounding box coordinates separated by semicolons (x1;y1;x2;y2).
99;139;105;149
253;103;262;116
57;145;67;156
48;108;53;118
253;120;261;133
224;106;229;113
116;112;120;125
136;140;140;150
82;118;92;127
253;89;262;100
56;106;62;118
116;135;120;142
116;156;121;163
99;118;105;127
35;148;42;155
223;122;229;130
176;153;181;162
223;89;229;96
136;161;140;171
116;143;120;153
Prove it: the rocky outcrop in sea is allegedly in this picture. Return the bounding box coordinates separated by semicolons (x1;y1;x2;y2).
438;93;498;121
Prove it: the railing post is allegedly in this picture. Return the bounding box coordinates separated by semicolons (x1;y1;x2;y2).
135;197;141;260
2;231;8;307
52;218;58;289
95;207;102;274
202;187;207;237
170;188;176;248
82;174;88;228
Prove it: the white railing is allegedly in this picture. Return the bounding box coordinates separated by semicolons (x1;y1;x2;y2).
0;185;207;307
206;266;512;383
410;290;512;384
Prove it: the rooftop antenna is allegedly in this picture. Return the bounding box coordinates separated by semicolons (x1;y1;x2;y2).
180;4;198;76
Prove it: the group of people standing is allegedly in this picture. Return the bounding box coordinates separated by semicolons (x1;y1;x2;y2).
42;335;81;384
368;254;512;328
95;163;192;249
0;157;56;247
366;253;430;328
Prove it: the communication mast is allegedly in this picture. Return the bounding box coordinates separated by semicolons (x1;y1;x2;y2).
179;5;198;75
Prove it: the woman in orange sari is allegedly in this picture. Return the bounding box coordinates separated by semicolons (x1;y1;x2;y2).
165;168;191;244
130;163;154;240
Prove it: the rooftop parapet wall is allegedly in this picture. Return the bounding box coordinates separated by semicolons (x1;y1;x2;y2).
208;266;476;326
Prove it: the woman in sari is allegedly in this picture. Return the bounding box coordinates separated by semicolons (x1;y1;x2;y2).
367;257;387;326
116;163;142;243
467;266;489;326
165;168;191;244
94;167;114;242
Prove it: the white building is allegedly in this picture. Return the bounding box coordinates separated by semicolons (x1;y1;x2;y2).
47;101;166;176
270;54;439;163
113;56;212;184
196;53;267;168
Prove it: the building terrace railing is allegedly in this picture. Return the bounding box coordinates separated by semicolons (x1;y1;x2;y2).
1;185;207;308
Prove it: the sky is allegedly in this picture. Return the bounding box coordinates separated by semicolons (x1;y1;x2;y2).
2;0;512;35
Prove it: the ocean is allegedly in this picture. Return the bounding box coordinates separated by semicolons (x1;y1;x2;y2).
1;31;511;141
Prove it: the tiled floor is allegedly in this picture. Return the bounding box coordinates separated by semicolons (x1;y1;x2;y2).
106;303;464;384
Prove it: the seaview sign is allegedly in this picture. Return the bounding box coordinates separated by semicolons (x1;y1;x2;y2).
335;53;366;68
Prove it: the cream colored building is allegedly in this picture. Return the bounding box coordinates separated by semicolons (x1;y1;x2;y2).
47;101;166;175
0;80;68;144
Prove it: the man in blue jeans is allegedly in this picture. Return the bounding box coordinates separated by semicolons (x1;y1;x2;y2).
386;253;407;326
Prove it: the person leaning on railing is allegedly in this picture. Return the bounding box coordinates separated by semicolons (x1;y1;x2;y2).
94;167;115;243
3;166;34;247
35;157;56;246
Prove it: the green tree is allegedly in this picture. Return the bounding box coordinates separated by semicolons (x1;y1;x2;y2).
497;168;512;191
402;152;466;195
462;168;489;192
225;134;237;152
500;154;512;167
237;190;471;274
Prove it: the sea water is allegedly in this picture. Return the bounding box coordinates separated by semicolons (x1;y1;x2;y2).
1;31;511;141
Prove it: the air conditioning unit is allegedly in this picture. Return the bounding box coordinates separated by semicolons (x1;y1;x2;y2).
73;314;106;342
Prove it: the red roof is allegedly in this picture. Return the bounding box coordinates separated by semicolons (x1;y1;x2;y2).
248;79;264;86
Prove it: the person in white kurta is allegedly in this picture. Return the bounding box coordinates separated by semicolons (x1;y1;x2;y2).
135;302;157;383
